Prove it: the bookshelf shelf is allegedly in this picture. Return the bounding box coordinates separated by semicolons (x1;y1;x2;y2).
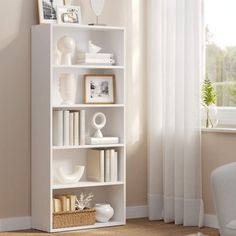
51;221;125;233
53;65;124;69
52;144;124;150
52;104;125;109
31;24;126;232
53;181;125;190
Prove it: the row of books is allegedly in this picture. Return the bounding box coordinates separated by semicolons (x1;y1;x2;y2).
87;149;118;182
53;194;76;213
76;53;116;65
53;110;85;146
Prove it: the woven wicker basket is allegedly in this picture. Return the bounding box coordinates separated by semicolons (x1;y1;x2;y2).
53;208;96;229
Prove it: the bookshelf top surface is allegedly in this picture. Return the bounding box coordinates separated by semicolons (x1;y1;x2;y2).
32;24;125;32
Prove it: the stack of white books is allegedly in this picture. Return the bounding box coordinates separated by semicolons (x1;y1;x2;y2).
76;53;116;65
53;110;85;146
86;149;118;182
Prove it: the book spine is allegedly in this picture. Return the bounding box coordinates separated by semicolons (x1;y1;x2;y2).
63;111;70;146
78;53;114;59
86;137;119;145
77;58;115;64
74;111;79;146
66;197;70;211
80;110;85;145
105;150;110;182
110;149;115;182
69;112;74;146
100;150;105;182
57;196;67;212
53;198;62;213
68;195;76;211
53;110;63;146
114;151;118;181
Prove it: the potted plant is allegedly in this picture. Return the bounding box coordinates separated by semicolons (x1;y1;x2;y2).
201;77;218;128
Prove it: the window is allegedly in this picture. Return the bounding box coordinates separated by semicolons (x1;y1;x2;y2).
205;0;236;107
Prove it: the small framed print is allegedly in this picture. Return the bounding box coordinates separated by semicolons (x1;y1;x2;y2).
38;0;64;24
84;74;115;104
57;5;82;24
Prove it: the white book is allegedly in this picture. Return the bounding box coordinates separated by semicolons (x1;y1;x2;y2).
78;53;114;60
53;110;63;146
63;111;70;146
110;149;118;182
86;137;119;145
77;58;115;64
114;151;118;181
69;112;74;146
74;112;79;146
87;150;104;182
80;110;85;145
105;150;110;182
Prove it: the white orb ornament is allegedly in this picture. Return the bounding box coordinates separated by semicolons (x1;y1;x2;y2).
59;73;77;104
91;112;106;138
95;204;114;223
57;36;76;65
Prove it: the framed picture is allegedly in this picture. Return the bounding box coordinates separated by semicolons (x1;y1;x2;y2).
84;74;115;104
38;0;64;24
57;6;82;24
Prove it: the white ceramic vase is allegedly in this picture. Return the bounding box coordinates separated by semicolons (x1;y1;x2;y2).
59;73;77;104
57;36;76;65
95;204;114;223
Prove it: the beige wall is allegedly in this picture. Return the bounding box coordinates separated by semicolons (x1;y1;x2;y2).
202;132;236;215
0;0;147;218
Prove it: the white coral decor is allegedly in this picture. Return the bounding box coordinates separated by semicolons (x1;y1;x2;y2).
75;192;94;210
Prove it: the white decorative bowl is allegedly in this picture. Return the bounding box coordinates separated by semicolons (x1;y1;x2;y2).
56;165;85;184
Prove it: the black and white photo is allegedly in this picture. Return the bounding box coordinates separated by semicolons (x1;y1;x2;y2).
84;74;115;104
57;6;82;24
38;0;64;23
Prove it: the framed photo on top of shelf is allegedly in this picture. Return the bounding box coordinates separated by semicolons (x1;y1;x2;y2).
84;74;115;104
38;0;64;24
57;6;82;24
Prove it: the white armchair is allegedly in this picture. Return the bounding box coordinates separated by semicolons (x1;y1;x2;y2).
211;162;236;236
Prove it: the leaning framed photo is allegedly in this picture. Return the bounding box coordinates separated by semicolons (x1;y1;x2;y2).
84;74;115;104
38;0;64;24
57;6;82;24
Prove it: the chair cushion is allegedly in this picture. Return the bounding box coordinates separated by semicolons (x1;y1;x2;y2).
226;220;236;230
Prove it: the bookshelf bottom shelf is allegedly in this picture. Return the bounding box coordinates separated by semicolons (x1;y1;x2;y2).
51;221;126;232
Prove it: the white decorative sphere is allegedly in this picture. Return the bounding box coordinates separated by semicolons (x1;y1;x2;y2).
57;36;76;54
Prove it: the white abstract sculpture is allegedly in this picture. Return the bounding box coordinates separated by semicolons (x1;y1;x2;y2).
90;0;105;25
56;165;85;184
89;40;101;53
59;73;77;104
91;112;106;138
57;36;76;65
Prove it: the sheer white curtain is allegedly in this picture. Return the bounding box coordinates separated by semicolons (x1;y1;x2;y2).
147;0;204;226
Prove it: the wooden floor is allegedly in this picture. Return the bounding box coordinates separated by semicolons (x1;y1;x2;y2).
0;219;219;236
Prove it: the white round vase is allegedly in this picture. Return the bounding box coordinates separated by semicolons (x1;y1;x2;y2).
59;73;77;104
95;204;114;223
57;36;76;65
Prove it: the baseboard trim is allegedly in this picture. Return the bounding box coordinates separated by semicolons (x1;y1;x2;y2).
204;214;219;229
126;205;148;219
0;211;217;231
0;216;31;232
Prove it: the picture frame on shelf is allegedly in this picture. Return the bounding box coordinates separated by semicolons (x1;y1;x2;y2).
57;6;82;24
38;0;64;24
84;74;115;104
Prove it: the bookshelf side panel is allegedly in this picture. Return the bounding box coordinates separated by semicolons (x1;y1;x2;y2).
31;25;51;232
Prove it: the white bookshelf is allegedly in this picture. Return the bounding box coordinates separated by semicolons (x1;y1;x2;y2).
31;24;126;232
